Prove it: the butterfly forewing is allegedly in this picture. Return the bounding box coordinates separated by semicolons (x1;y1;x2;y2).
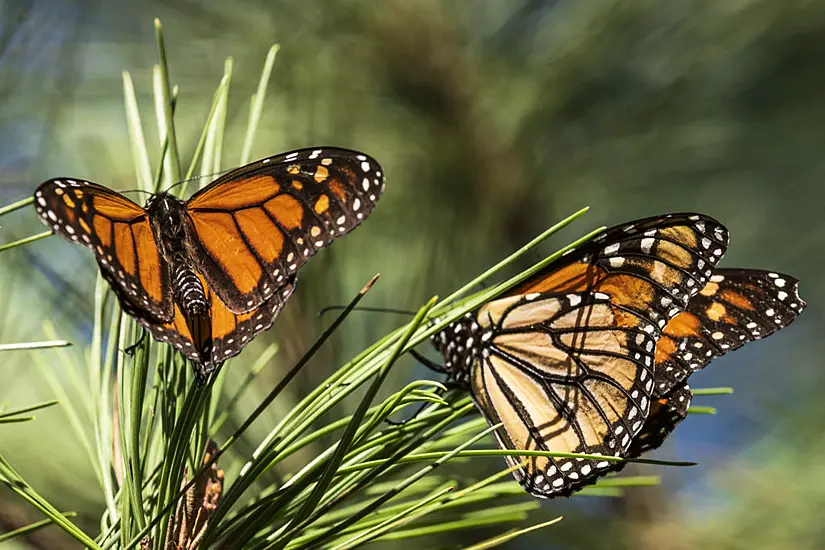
654;269;805;395
34;179;173;322
184;147;384;313
512;213;730;331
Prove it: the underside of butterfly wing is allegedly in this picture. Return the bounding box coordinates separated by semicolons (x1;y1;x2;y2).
654;269;806;395
510;213;730;331
627;383;692;458
466;291;657;498
430;213;735;497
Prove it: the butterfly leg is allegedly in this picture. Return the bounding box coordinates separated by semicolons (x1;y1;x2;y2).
192;360;222;386
385;382;464;426
123;327;148;356
409;349;447;374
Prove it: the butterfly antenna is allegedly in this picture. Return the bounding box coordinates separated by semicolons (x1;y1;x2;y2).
119;189;155;197
385;384;453;426
316;305;417;318
166;167;236;194
409;349;447;374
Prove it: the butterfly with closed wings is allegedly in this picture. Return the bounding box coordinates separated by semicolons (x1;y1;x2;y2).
429;213;730;497
428;214;805;498
34;147;385;381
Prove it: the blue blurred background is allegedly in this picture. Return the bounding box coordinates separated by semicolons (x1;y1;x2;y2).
1;1;823;548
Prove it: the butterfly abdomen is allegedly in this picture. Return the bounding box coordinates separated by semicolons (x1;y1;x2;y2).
146;194;208;316
172;260;208;316
170;258;214;370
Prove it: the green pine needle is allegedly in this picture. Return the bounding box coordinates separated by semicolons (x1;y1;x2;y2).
461;515;564;550
688;406;718;415
0;399;59;424
0;196;35;217
692;387;734;396
0;511;78;543
0;339;70;351
0;231;52;253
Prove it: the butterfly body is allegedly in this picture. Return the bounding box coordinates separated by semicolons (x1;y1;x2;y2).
145;193;208;317
35;147;385;380
142;194;194;304
149;194;216;367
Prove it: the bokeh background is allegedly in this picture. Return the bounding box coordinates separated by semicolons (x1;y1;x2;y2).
1;1;824;548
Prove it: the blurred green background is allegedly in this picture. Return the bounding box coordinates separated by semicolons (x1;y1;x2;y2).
1;0;823;548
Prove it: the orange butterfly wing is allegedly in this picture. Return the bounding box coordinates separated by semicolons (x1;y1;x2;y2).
610;268;805;471
509;213;728;321
184;147;384;313
654;268;805;396
34;179;173;322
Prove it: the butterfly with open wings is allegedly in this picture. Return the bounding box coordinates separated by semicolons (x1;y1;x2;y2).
34;147;385;381
427;214;805;498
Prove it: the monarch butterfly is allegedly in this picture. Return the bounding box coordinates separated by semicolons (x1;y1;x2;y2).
430;213;734;498
34;147;385;381
615;268;805;465
430;216;806;498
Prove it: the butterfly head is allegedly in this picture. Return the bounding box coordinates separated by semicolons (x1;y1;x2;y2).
430;313;484;388
146;193;189;254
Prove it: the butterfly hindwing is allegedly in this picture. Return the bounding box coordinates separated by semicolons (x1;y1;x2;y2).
142;275;297;378
34;179;173;322
654;268;806;395
184;147;384;313
470;291;658;497
602;383;693;476
626;383;692;459
208;275;297;364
